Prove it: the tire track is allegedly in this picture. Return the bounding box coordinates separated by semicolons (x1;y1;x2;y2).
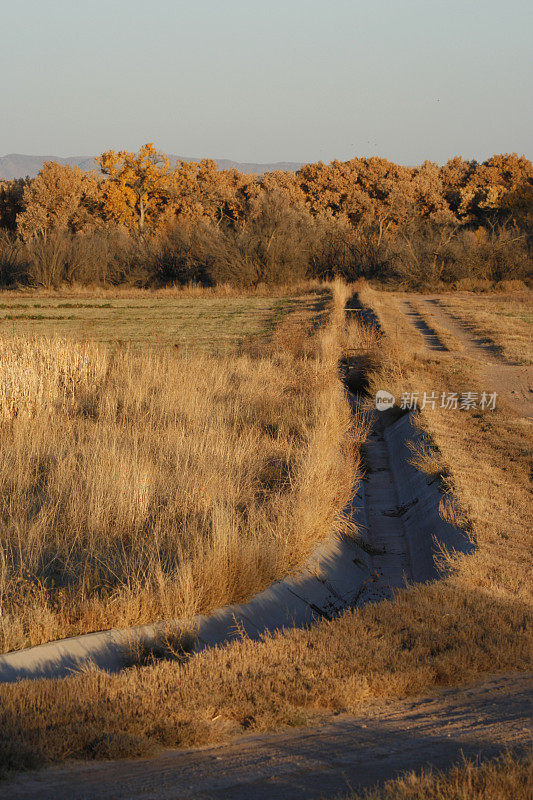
402;301;448;351
401;296;533;421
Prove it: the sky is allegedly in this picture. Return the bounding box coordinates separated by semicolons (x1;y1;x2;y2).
0;0;531;165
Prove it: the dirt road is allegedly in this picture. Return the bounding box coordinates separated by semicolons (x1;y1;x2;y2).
412;296;533;421
4;673;531;800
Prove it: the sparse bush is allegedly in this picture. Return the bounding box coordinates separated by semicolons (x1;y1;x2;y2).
207;191;316;287
140;223;214;286
378;221;532;289
24;231;71;288
23;230;128;289
446;225;531;283
3;219;529;290
0;230;28;285
309;218;390;282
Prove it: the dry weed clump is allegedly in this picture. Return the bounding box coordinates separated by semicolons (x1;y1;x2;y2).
345;751;532;800
0;283;361;652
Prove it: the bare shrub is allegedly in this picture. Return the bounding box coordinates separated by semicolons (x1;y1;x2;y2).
64;228;135;285
2;215;529;291
207;191;316;287
383;221;531;289
447;225;531;283
141;223;214;286
24;230;71;288
0;231;28;285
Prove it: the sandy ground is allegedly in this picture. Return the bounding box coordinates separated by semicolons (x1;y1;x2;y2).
417;296;533;421
4;673;531;799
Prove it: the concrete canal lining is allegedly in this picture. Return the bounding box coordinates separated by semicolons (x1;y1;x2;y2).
0;404;472;684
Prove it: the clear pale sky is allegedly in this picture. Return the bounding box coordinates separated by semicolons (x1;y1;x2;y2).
1;0;531;164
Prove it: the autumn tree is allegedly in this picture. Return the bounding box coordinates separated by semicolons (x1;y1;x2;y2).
257;170;305;205
162;158;239;224
441;153;533;224
470;154;533;227
6;143;531;289
16;162;100;240
296;157;426;232
501;182;533;231
97;143;171;231
440;156;474;219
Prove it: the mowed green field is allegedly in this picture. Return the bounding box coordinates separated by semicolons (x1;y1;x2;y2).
0;293;318;352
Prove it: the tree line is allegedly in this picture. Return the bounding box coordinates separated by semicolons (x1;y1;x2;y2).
0;143;531;289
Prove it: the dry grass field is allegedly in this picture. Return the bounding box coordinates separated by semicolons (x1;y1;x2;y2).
0;286;321;353
0;281;363;654
0;284;530;774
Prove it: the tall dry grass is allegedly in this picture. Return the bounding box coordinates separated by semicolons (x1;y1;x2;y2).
0;279;326;301
345;752;532;800
0;282;361;652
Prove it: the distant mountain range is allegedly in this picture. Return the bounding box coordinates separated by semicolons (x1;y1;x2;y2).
0;153;304;180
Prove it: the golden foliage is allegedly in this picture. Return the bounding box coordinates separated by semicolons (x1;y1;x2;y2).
97;143;171;230
16;162;100;240
14;146;532;239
